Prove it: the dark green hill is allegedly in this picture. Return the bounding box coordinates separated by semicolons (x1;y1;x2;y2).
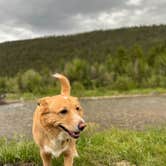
0;24;166;76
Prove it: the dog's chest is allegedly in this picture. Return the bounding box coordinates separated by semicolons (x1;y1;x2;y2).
44;132;70;157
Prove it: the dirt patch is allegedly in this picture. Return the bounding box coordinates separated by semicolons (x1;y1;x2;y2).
0;95;166;138
81;95;166;130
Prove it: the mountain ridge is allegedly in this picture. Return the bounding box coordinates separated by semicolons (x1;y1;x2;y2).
0;24;166;76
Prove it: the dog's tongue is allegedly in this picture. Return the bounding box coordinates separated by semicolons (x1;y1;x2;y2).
68;131;80;139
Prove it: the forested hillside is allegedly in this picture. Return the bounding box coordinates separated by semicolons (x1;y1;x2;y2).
0;25;166;95
1;25;166;76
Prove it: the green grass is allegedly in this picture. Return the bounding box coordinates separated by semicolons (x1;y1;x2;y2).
74;87;166;97
1;127;166;166
6;87;166;101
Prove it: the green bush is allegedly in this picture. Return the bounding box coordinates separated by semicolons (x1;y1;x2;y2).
19;69;42;93
64;58;91;87
147;75;161;88
158;76;166;88
113;76;136;91
6;77;19;93
0;77;7;94
72;81;85;96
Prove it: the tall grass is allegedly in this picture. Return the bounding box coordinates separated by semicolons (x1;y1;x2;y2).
1;127;166;165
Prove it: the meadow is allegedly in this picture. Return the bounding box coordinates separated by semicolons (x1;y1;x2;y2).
1;126;166;166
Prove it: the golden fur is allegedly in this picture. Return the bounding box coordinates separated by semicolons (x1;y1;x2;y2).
32;74;86;166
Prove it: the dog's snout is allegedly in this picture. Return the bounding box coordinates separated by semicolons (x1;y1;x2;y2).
78;121;86;131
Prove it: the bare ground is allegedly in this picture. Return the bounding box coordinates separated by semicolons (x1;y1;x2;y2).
0;95;166;138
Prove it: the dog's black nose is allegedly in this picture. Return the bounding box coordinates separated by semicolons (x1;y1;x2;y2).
78;122;86;131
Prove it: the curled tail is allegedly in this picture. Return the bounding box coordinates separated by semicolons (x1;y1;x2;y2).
52;73;71;96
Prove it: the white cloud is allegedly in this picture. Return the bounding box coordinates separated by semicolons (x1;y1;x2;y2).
0;24;37;42
72;10;129;32
126;0;143;6
0;0;166;42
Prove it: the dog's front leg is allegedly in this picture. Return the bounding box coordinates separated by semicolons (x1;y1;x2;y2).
40;150;51;166
64;153;74;166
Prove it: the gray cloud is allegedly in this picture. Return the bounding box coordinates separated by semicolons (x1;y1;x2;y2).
0;0;166;42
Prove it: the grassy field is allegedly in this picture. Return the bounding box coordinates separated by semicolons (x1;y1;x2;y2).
5;87;166;101
1;125;166;166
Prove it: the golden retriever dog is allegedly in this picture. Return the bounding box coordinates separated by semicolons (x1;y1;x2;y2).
32;73;86;166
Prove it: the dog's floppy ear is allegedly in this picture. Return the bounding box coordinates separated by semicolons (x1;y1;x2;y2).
52;73;71;96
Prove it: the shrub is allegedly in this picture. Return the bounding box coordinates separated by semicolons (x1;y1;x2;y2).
147;75;160;88
113;76;136;91
0;77;7;94
158;76;166;88
64;58;91;87
19;69;42;93
6;77;19;93
72;81;85;96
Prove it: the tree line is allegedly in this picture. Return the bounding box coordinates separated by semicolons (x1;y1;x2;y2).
0;42;166;94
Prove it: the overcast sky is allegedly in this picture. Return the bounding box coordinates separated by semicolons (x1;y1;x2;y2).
0;0;166;43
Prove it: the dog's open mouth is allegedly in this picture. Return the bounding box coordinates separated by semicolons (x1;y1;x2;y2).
59;125;80;139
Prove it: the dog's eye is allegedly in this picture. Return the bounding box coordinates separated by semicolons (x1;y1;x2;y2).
60;109;68;114
76;106;80;111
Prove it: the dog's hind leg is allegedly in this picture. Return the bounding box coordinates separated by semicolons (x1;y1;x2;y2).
40;150;51;166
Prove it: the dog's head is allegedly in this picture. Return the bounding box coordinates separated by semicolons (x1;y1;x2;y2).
38;74;86;139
